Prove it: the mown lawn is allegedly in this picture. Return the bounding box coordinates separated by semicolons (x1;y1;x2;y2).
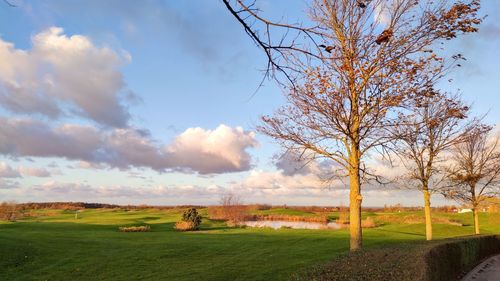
0;208;498;281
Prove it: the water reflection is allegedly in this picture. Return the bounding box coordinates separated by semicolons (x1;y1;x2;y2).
242;220;341;230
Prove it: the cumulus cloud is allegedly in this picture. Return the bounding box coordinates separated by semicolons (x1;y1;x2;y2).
17;167;51;177
22;178;423;206
166;125;258;174
0;162;21;178
31;178;332;202
241;170;326;190
0;161;53;178
0;179;19;189
274;150;339;177
33;180;226;199
0;118;102;161
274;151;314;176
0;27;132;127
0;118;257;174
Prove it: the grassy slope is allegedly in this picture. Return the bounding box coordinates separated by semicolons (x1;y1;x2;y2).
0;208;498;281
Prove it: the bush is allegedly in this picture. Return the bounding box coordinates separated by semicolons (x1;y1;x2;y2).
177;208;201;230
293;235;500;281
118;225;151;232
424;235;500;281
174;221;196;231
0;201;21;221
208;194;247;225
361;216;377;228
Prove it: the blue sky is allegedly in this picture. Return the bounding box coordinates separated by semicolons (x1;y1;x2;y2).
0;0;498;206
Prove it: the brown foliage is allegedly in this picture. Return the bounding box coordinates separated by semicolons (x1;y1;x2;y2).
442;125;500;234
118;225;151;232
208;194;247;225
174;221;196;231
361;217;377;228
443;126;500;207
245;214;328;223
245;204;272;211
0;201;23;221
248;0;482;250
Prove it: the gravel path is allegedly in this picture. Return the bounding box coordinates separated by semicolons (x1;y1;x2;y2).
461;254;500;281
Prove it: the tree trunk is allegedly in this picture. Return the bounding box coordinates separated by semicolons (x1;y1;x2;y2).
472;207;480;234
423;189;433;241
348;149;362;251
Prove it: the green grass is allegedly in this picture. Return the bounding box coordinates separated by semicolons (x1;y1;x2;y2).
0;208;498;281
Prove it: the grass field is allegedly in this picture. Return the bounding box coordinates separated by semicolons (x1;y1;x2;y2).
0;208;499;281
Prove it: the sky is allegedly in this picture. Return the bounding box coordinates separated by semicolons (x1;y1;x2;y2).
0;0;499;207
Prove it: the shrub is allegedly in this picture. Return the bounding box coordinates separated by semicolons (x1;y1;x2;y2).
0;201;21;222
361;216;377;228
174;221;196;231
293;235;500;281
424;235;500;281
118;225;151;232
220;194;247;225
207;206;226;220
182;208;202;227
208;194;247;225
177;208;201;230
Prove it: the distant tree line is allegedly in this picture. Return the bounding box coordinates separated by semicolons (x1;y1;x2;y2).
14;202;205;210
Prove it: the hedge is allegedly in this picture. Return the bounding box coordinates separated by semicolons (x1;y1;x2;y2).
292;235;500;281
424;235;500;281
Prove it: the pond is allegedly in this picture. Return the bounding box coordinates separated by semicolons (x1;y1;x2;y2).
242;220;341;230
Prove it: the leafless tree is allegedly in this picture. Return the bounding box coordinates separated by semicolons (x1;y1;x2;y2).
390;91;471;240
224;0;482;251
442;125;500;234
210;193;247;225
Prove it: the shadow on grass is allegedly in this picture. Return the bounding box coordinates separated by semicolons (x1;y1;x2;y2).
4;220;433;281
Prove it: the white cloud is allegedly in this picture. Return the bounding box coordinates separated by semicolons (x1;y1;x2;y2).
223;168;350;200
74;161;107;170
17;167;51;177
274;150;340;177
22;171;435;206
166;125;258;174
0;179;19;189
0;161;54;178
0;118;257;174
241;170;326;190
32;181;226;200
0;27;132;127
274;151;314;176
0;162;21;178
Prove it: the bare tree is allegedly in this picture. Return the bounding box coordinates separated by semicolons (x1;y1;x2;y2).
390;91;470;240
226;0;482;250
443;125;500;234
208;193;247;225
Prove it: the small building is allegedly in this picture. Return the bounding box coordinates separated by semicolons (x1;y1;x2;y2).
458;208;472;213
